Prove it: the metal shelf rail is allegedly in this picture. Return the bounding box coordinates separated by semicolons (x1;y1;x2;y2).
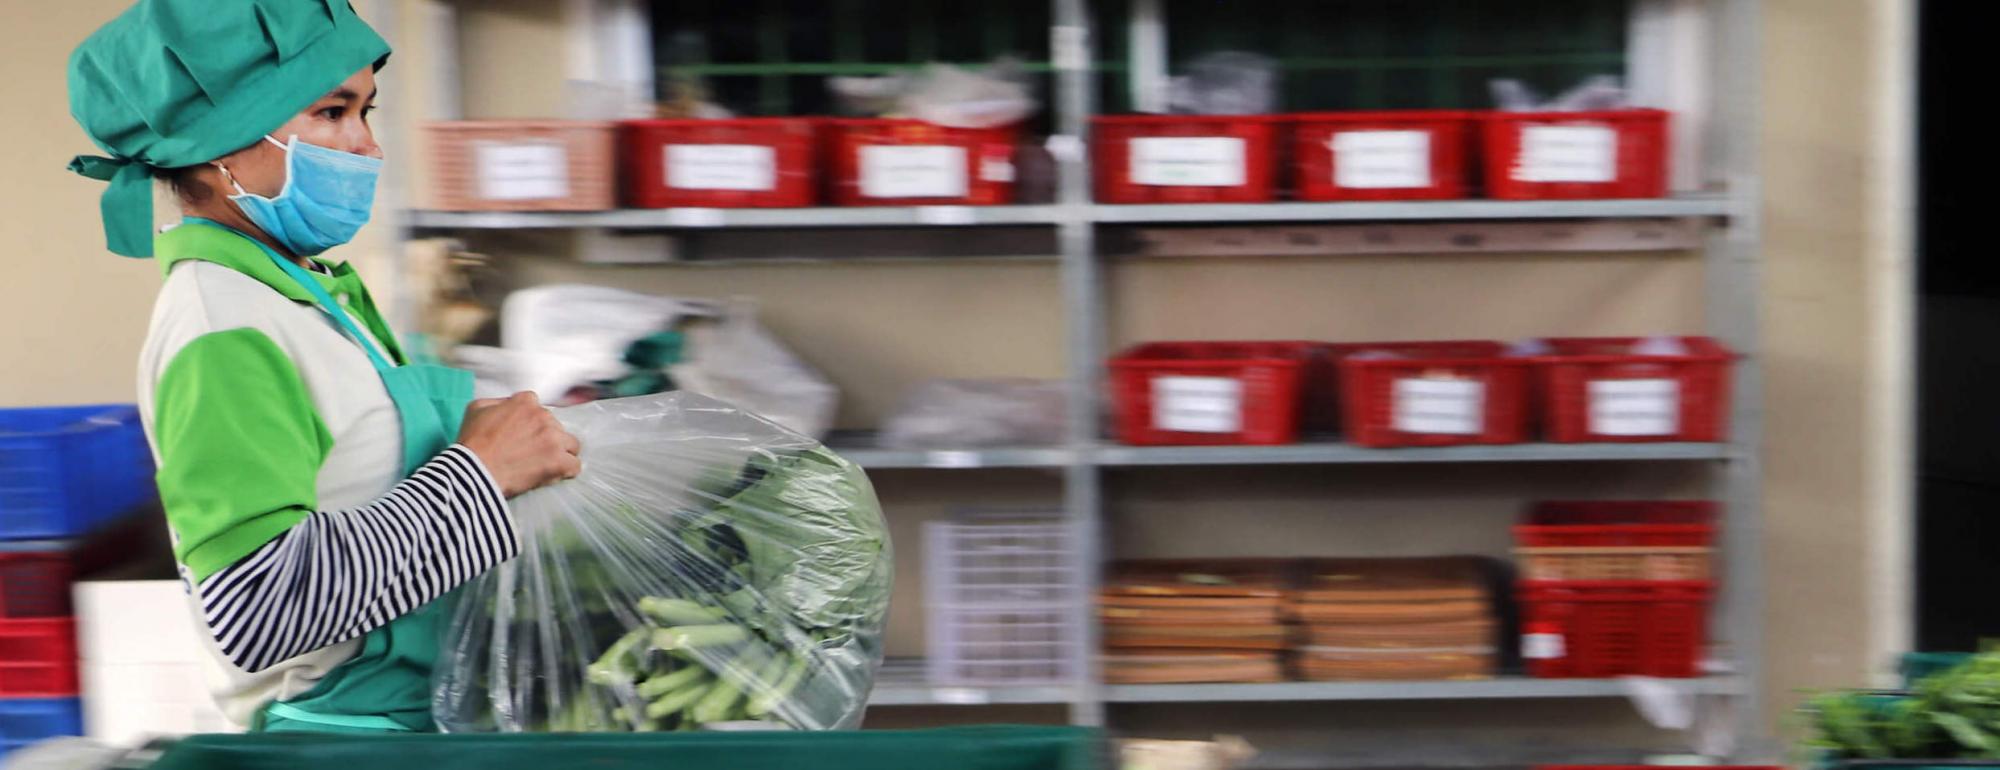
867;656;1746;706
407;197;1734;231
390;0;1766;761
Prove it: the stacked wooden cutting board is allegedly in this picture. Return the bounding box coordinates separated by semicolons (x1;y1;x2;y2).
1100;560;1290;684
1100;557;1499;684
1287;557;1496;681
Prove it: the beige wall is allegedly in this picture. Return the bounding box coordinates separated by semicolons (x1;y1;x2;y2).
0;0;1909;750
0;1;163;406
1761;0;1912;713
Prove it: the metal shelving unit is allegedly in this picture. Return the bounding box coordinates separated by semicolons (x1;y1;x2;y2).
867;666;1744;707
830;438;1731;470
1102;676;1746;704
408;197;1732;232
398;0;1765;761
408;205;1068;230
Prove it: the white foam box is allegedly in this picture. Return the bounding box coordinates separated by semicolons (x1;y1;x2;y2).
84;698;239;748
81;662;208;705
72;580;209;665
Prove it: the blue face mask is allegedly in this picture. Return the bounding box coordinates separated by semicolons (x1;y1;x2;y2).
217;135;381;257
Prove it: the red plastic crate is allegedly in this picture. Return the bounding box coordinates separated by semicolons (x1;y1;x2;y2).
1536;336;1734;443
1110;341;1326;446
822;120;1017;206
1482;109;1669;200
1293;111;1473;201
1520;581;1710;678
1515;501;1717;582
0;618;79;696
0;553;73;619
1516;501;1717;549
1334;341;1532;448
618;118;818;208
1092;115;1281;204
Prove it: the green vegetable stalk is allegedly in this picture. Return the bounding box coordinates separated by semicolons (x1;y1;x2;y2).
431;394;892;735
1803;651;2000;761
651;624;749;651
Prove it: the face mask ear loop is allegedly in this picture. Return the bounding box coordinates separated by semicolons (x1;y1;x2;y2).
216;136;296;199
211;161;249;197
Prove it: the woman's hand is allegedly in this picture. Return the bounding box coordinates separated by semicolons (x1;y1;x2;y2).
457;392;582;497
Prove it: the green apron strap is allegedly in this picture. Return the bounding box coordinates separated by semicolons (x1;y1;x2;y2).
264;701;414;733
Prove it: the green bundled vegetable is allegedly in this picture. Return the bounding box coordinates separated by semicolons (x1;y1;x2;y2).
432;393;891;734
1803;651;2000;761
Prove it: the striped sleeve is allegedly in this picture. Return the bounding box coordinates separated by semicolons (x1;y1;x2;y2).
194;445;519;673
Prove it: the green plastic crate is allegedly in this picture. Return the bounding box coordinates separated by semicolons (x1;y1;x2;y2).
145;726;1104;770
1900;653;1973;689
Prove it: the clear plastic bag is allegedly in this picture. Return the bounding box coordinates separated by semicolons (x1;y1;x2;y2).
669;299;840;440
433;392;892;733
1490;75;1628;112
879;378;1067;449
828;59;1037;128
1167;51;1279;115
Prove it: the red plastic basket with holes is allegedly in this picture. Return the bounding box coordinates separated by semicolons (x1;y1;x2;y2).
619;118;818;208
822;119;1017;206
1535;336;1735;443
1516;501;1717;548
1092;115;1282;204
1110;341;1328;446
1482;109;1670;200
1293;111;1473;201
0;553;74;619
1514;501;1717;582
0;618;79;697
1519;581;1710;678
1334;341;1532;448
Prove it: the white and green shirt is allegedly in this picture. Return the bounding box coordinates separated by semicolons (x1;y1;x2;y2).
137;222;517;726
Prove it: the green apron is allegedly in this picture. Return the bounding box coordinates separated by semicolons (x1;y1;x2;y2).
188;220;475;734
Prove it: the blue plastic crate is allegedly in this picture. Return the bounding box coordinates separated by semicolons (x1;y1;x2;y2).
0;697;83;758
0;405;155;540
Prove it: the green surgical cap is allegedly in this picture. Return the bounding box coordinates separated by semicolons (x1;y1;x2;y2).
67;0;390;257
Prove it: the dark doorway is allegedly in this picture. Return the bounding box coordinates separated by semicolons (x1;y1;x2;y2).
1915;0;1993;651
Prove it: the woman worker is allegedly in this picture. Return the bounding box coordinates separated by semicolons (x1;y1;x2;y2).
65;0;580;733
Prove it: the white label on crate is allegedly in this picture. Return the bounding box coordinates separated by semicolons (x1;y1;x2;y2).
1152;376;1243;433
1392;378;1485;435
859;145;969;198
981;156;1016;183
475;142;570;201
931;687;992;705
1588;378;1681;436
1128;137;1247;187
1515;125;1618;183
917;206;977;225
926;450;983;469
1523;632;1567;660
1332;130;1433;189
666;144;777;191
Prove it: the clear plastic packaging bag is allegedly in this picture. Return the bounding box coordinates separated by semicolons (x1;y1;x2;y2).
669;299;840;441
880;378;1067;449
433;392;892;733
828;58;1037;128
1490;74;1628;111
1167;51;1279;115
